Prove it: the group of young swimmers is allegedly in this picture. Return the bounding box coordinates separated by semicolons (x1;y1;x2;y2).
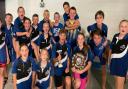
0;1;128;89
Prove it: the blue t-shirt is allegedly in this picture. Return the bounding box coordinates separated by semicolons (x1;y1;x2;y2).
52;42;71;76
51;23;63;43
36;61;54;89
3;24;16;62
3;24;16;49
16;28;31;46
73;46;93;78
12;56;37;89
37;34;52;49
14;17;27;32
110;33;128;58
87;23;108;37
89;38;107;65
90;39;106;60
0;31;7;64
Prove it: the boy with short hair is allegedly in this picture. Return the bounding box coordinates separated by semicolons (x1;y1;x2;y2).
52;29;71;89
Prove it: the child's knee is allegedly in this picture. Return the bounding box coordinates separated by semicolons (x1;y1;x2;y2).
31;42;37;49
75;78;81;89
0;68;4;76
65;76;71;86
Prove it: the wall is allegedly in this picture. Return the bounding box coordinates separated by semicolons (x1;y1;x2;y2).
0;0;5;22
5;0;128;40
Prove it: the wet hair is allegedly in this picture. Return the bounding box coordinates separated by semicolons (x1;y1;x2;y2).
17;6;25;12
63;2;70;7
23;17;31;24
5;13;13;18
32;14;38;18
59;29;67;35
91;29;103;38
119;19;128;27
95;10;104;19
70;6;77;13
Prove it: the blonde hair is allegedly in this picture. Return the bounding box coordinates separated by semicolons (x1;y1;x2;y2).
43;9;50;15
40;48;49;61
119;19;128;27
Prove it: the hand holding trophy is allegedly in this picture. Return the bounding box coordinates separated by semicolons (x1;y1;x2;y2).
53;51;63;68
57;53;63;68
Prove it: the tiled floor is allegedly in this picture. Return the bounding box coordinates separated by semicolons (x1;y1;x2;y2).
87;68;128;89
4;67;128;89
